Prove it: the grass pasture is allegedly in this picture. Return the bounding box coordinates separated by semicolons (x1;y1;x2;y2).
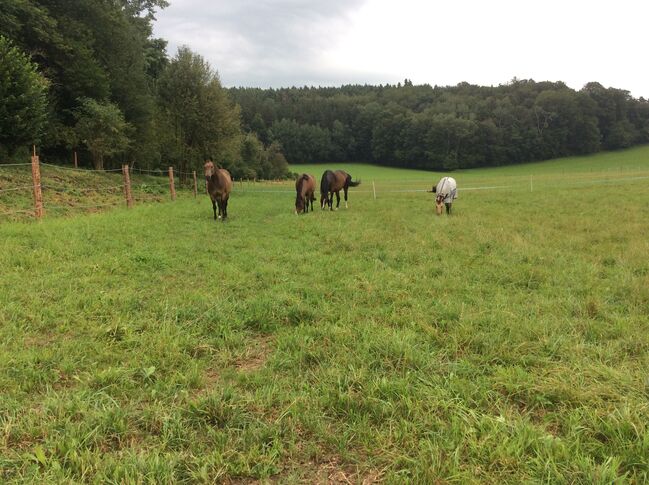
1;147;649;483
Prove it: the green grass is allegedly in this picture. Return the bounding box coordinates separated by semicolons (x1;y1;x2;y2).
1;148;649;483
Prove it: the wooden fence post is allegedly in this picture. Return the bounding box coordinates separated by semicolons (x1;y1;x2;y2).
122;164;133;208
73;150;78;168
168;166;176;200
31;146;44;219
372;180;377;200
193;170;197;198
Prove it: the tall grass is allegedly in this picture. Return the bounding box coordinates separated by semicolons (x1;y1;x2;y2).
1;147;648;482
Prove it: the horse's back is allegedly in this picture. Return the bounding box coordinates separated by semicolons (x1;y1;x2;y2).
436;176;457;200
330;170;347;191
217;169;233;194
297;173;315;189
306;174;316;192
437;176;456;192
219;168;232;187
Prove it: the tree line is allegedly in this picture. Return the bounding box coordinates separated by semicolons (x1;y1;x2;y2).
229;79;649;170
0;0;289;180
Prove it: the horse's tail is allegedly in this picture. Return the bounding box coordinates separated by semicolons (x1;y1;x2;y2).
346;174;361;187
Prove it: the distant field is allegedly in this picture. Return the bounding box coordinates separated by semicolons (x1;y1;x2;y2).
294;144;649;178
1;148;648;482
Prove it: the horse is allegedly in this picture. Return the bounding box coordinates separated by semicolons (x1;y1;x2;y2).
295;173;316;214
432;176;457;215
320;170;361;211
204;160;233;220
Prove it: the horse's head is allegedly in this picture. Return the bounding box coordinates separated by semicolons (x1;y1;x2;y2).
204;160;216;181
295;194;305;214
435;196;444;215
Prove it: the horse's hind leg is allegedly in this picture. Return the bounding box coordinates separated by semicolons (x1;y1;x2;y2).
335;191;340;210
344;187;349;209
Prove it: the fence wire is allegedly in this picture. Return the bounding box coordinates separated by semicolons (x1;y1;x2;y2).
0;184;37;193
41;162;123;172
3;160;649;221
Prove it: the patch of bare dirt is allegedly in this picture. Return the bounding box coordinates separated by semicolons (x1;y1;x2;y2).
234;335;274;372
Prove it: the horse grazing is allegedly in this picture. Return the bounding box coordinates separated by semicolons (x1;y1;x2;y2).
295;173;316;214
320;170;361;211
204;160;233;220
432;176;457;215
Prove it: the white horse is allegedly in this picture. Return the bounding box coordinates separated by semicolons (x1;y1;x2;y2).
432;176;457;215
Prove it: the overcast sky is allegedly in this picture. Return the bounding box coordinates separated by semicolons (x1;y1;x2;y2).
153;0;649;98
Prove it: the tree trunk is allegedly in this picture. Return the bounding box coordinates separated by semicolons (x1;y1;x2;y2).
92;151;104;170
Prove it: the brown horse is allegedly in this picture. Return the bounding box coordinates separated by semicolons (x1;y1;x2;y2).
204;160;233;220
320;170;361;210
295;173;316;214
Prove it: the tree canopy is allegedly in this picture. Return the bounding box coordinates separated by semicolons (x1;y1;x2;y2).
2;1;648;175
0;0;289;177
0;35;49;156
230;80;649;170
74;98;132;170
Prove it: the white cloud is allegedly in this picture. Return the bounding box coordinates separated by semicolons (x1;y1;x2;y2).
154;0;649;97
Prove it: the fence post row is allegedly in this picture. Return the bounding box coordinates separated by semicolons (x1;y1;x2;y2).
31;146;44;219
122;164;133;208
168;166;176;201
192;170;197;198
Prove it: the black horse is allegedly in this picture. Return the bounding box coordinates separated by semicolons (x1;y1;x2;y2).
320;170;361;210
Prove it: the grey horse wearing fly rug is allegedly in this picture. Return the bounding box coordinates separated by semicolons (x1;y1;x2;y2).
432;176;457;215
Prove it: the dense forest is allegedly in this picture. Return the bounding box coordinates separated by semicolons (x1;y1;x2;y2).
0;0;289;179
230;80;649;170
2;1;648;176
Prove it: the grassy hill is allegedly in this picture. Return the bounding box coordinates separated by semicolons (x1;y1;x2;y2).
1;148;648;482
293;144;649;186
0;163;190;222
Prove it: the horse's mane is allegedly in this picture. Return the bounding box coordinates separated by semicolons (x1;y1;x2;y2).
320;170;333;194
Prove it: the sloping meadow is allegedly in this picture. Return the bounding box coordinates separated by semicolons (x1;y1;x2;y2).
1;150;648;482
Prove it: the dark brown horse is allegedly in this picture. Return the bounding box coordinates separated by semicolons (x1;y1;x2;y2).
295;173;316;214
204;160;233;220
320;170;361;210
